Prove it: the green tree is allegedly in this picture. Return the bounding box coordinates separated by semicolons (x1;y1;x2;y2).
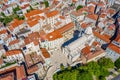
53;73;58;80
98;75;106;80
76;5;83;10
77;71;93;80
114;57;120;69
87;61;100;76
14;14;19;19
26;9;30;13
100;68;109;77
1;12;6;17
0;18;4;22
70;3;74;6
44;0;49;8
13;5;21;14
60;63;65;71
18;16;25;20
30;5;34;11
67;63;72;70
98;57;114;69
3;17;13;25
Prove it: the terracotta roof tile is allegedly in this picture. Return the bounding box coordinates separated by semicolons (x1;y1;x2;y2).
115;34;120;42
41;48;50;58
46;30;63;41
9;39;19;45
81;46;91;55
107;9;115;15
39;30;46;41
72;0;78;2
57;22;74;33
5;50;22;56
0;29;7;35
0;65;26;80
59;16;65;19
0;73;14;80
87;48;105;60
87;14;98;20
81;23;87;28
93;31;110;43
27;65;39;74
54;21;61;26
92;41;100;46
10;19;24;29
46;10;59;18
27;20;39;27
25;9;43;18
100;13;106;18
97;2;104;7
21;4;30;9
24;32;40;45
71;10;82;16
25;53;45;67
108;44;120;54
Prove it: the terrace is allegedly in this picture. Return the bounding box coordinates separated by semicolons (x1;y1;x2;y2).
24;52;45;68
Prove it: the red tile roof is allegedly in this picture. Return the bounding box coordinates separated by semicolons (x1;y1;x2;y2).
108;44;120;54
81;23;87;28
57;22;74;33
27;20;39;27
46;10;59;18
24;32;40;45
107;9;115;15
39;30;46;41
93;31;110;43
0;29;7;35
9;39;19;45
46;30;63;41
115;35;120;43
5;50;22;56
25;9;43;18
59;16;65;19
87;14;98;20
21;4;30;9
0;65;26;80
27;65;39;74
92;41;100;46
87;48;105;60
40;48;50;58
25;53;45;67
81;46;91;55
97;2;104;7
10;19;24;29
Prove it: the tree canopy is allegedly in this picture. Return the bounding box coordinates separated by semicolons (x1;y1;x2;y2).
53;57;113;80
1;12;6;17
44;0;49;8
13;5;21;14
114;57;120;69
98;57;114;69
76;5;83;10
60;63;65;71
30;5;34;11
